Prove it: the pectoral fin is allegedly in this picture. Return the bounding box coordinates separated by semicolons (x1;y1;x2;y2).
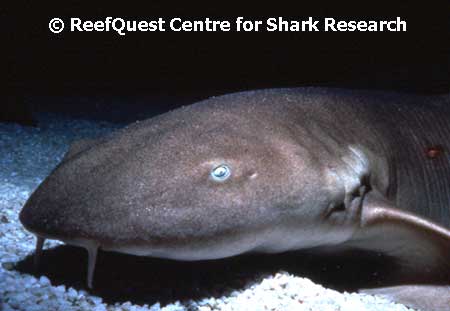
346;191;450;309
360;285;450;311
347;191;450;281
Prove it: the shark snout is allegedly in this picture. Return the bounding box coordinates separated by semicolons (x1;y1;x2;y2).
19;199;49;237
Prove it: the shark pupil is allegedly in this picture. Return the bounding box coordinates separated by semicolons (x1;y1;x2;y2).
211;164;231;181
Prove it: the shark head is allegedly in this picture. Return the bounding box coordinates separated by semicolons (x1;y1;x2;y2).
20;90;358;264
19;89;450;309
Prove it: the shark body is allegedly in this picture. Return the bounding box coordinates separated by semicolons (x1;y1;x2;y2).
20;88;450;309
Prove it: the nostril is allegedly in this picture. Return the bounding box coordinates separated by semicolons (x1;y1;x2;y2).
19;200;55;236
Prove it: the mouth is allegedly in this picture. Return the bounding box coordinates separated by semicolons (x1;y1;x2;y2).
26;222;270;290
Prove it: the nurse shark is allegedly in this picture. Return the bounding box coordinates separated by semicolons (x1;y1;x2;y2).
20;88;450;309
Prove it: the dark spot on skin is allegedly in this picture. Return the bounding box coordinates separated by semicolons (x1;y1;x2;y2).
426;145;445;159
334;203;346;212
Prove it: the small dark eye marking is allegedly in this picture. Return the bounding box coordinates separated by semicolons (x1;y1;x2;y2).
426;145;444;159
211;164;231;181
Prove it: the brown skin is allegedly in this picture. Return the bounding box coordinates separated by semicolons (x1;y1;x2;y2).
20;88;450;308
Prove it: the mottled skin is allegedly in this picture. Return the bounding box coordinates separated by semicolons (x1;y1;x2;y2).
20;88;450;309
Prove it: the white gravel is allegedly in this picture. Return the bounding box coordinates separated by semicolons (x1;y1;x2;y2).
0;115;415;311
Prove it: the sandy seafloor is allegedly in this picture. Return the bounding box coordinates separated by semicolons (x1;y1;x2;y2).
0;114;415;311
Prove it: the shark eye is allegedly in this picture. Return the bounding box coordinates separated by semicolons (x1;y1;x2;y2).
211;164;231;181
